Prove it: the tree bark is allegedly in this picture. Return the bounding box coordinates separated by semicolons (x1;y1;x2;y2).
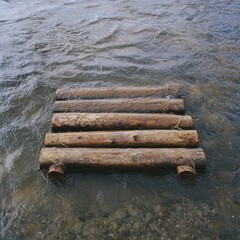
39;148;206;169
55;84;182;100
45;130;198;148
51;113;193;131
54;98;184;114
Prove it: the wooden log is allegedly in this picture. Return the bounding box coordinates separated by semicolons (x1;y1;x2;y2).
39;148;206;169
177;165;196;180
55;84;182;100
54;98;184;114
48;163;67;178
51;113;193;131
45;130;198;148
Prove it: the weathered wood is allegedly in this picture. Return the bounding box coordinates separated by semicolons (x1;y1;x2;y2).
177;165;196;180
45;130;198;148
56;84;182;100
39;148;206;169
54;98;184;113
51;113;193;131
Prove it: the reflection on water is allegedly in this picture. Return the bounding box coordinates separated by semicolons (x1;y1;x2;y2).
0;0;240;239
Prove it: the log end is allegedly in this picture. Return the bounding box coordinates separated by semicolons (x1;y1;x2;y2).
177;165;196;180
48;163;67;179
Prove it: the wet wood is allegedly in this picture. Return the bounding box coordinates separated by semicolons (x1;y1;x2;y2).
54;98;184;113
55;84;182;100
48;163;67;178
51;113;193;131
45;130;198;148
39;148;206;169
177;165;196;180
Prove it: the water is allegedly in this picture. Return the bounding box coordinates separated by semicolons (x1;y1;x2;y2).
0;0;240;239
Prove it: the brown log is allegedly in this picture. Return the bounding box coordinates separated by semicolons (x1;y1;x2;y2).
55;84;182;100
54;98;184;114
45;130;198;148
48;163;67;178
51;113;193;131
39;148;206;169
177;165;196;180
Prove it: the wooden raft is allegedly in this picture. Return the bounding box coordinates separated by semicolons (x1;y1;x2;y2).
39;84;206;175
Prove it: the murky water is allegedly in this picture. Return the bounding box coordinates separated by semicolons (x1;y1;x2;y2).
0;0;240;239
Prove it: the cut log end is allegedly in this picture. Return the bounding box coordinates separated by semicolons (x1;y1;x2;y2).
48;163;67;179
177;165;196;180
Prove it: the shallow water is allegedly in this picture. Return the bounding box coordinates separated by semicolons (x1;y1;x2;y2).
0;0;240;239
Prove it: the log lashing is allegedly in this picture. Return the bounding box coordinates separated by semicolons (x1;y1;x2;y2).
54;98;184;113
51;113;193;131
45;130;198;148
39;148;206;169
55;84;182;100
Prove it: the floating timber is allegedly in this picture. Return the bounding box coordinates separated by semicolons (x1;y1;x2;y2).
51;113;193;131
54;98;185;113
39;148;206;169
39;84;206;177
56;84;182;100
45;130;198;148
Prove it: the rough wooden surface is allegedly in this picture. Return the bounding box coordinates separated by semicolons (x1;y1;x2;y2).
54;98;184;113
51;113;193;131
45;130;198;148
39;148;206;169
56;84;182;100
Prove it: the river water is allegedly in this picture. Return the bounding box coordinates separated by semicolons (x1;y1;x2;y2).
0;0;240;239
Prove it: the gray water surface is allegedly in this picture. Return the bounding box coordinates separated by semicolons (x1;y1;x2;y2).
0;0;240;239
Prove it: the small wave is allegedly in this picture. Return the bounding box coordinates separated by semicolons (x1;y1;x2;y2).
94;25;119;45
3;147;23;172
0;165;3;183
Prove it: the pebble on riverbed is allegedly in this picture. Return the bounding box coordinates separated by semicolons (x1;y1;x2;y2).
4;195;230;240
